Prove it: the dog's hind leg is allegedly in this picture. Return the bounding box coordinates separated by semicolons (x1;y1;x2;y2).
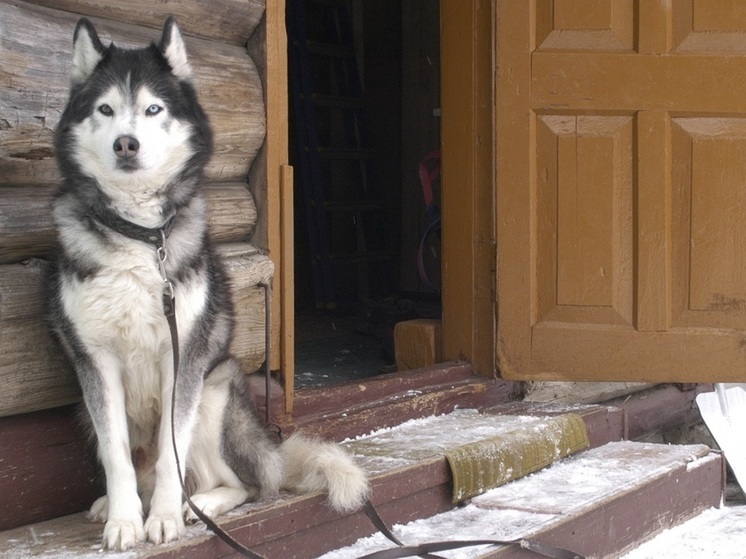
184;360;281;521
183;487;253;522
220;364;285;499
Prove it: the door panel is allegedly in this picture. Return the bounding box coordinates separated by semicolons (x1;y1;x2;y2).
537;115;634;327
538;0;634;51
497;1;746;381
672;118;746;329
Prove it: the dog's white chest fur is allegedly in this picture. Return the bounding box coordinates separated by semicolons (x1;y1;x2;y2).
63;239;176;437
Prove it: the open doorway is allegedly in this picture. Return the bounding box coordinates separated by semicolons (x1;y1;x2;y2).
287;0;442;388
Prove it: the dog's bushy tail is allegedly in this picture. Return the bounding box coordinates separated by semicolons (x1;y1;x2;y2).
280;433;369;513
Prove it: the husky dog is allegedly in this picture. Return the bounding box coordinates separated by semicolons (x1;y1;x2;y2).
49;18;368;551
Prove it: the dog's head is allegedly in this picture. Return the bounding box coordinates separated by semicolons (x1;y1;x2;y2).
56;18;212;213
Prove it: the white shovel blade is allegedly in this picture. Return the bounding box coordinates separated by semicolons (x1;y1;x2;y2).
697;386;746;492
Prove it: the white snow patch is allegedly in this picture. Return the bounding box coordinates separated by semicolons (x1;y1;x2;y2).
342;409;564;474
473;440;702;513
621;506;746;559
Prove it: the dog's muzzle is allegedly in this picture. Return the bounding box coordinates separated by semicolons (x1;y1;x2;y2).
114;135;140;170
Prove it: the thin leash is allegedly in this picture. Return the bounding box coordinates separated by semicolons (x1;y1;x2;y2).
359;500;584;559
158;228;269;559
156;227;584;559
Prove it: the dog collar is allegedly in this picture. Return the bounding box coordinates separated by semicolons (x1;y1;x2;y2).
92;206;178;245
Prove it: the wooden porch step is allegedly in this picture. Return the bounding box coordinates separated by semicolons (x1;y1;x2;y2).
322;441;724;559
0;402;721;559
0;406;614;559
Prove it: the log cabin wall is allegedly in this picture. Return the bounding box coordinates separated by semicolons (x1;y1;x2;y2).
0;0;270;416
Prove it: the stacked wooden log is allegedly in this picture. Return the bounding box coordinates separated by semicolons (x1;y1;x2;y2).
0;0;270;418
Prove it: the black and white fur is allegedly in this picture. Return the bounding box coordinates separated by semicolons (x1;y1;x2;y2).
49;18;368;551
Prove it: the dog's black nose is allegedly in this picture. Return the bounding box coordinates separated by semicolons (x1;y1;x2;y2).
113;136;140;159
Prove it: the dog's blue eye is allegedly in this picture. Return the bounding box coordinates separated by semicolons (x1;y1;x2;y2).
146;104;163;116
98;104;113;116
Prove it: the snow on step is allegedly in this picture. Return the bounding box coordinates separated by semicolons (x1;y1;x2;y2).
343;409;586;475
621;506;746;559
321;441;722;559
473;440;708;513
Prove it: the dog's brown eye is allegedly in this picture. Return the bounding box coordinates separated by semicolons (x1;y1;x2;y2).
146;104;163;116
98;104;113;116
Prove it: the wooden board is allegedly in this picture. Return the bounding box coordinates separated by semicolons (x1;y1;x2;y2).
0;183;257;264
280;165;295;414
27;0;266;46
476;443;723;558
0;245;271;417
0;0;265;187
0;406;102;531
0;363;489;532
523;381;656;404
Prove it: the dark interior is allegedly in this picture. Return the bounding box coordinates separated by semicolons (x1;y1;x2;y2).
288;0;442;387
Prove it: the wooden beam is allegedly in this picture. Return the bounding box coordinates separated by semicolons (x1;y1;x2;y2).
0;183;258;264
609;383;714;441
27;0;265;46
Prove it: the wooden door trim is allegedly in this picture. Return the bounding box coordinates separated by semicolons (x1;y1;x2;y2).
494;0;533;378
440;0;496;377
267;1;290;384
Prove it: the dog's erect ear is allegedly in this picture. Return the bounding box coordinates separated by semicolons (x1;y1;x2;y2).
71;18;105;85
159;17;193;81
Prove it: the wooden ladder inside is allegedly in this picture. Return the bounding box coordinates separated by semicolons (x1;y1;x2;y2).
288;0;391;309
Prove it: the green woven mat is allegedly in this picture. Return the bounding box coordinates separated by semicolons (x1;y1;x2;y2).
445;413;589;503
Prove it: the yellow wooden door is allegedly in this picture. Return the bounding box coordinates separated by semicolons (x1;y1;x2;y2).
497;1;746;382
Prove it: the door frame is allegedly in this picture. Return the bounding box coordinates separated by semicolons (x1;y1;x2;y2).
440;0;496;377
272;0;498;413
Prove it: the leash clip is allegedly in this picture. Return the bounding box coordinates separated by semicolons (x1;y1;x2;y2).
157;228;175;309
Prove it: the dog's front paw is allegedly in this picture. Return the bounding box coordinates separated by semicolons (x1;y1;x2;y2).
102;516;145;551
144;510;185;545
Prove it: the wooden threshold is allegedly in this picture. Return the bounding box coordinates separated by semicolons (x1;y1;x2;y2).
485;402;627;448
271;362;521;440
